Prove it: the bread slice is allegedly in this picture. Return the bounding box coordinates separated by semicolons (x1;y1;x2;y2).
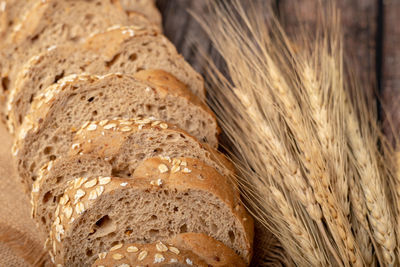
0;0;36;43
31;118;227;234
0;0;157;115
13;72;218;189
7;27;204;132
119;0;162;29
48;158;253;265
92;233;246;267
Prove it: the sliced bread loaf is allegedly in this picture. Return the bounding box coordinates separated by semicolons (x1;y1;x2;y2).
31;118;228;234
48;158;253;265
119;0;162;29
92;233;246;267
13;72;218;189
7;27;204;132
0;0;156;114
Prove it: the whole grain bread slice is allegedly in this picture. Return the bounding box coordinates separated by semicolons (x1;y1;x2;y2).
7;27;203;132
0;0;157;116
31;118;228;235
0;0;36;43
92;233;246;267
13;72;218;190
48;158;253;265
119;0;162;28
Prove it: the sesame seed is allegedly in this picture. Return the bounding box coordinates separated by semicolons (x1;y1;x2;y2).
156;242;168;252
71;143;80;150
112;253;124;260
154;253;165;263
150;179;163;186
120;126;132;132
104;123;117;130
126;246;138;253
117;264;130;267
110;243;123;251
151;121;161;126
120;182;128;187
98;252;107;259
159;123;168;129
158;164;168;173
171;164;180;173
32;183;39;193
186;258;193;265
84;179;97;188
120;121;133;125
96;186;105;196
74;177;87;189
87;124;97;131
169;246;180;255
75;202;85;214
74;189;86;202
99;120;108;126
81;121;90;129
99;176;111;185
64;206;73;219
88;190;98;200
182;168;192;173
138;251;148;261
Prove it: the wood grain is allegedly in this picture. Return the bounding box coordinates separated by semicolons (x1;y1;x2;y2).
279;0;378;96
382;0;400;144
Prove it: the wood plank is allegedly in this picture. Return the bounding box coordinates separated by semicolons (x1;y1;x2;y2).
279;0;378;96
382;0;400;143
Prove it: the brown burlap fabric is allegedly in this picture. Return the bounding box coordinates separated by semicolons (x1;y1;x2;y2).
0;122;49;266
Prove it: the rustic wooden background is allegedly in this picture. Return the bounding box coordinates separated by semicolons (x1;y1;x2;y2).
157;0;400;265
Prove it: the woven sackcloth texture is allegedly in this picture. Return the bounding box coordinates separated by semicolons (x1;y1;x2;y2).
0;122;48;266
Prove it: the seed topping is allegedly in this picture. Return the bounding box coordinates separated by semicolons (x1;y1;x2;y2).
158;164;168;173
126;246;139;253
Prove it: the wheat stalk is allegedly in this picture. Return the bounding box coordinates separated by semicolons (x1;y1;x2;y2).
344;92;397;265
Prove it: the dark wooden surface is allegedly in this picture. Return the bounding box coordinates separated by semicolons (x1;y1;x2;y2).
382;0;400;143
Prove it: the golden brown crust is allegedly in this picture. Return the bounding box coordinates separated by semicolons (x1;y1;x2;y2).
119;0;162;29
84;27;205;99
6;26;158;134
133;69;215;122
49;158;253;265
13;71;217;189
92;233;246;267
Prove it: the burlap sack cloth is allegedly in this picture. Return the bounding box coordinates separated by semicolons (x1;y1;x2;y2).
0;122;49;266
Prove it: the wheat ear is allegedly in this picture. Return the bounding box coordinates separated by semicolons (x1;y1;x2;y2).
345;103;396;265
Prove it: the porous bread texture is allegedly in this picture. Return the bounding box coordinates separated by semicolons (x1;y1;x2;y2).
13;72;218;190
92;233;246;267
119;0;162;29
0;0;36;42
0;0;156;115
49;158;253;265
31;118;227;234
7;27;204;132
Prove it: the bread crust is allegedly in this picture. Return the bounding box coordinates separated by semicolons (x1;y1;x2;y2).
13;72;217;190
92;233;246;267
49;158;253;265
31;118;226;234
7;26;205;133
